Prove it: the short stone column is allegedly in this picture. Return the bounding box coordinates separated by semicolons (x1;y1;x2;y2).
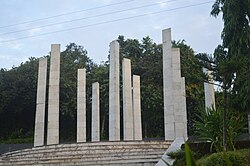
109;40;120;141
122;58;133;140
92;82;100;142
47;44;60;145
162;28;175;140
203;68;216;110
77;68;86;142
34;58;47;147
132;75;142;140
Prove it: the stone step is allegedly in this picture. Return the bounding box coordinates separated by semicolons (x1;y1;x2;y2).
1;150;164;162
2;141;170;157
2;148;165;160
0;153;161;166
2;147;168;159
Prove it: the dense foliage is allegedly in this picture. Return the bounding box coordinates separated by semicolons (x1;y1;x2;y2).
197;149;250;166
168;147;250;166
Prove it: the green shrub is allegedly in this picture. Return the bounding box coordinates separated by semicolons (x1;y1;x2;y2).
167;146;202;166
167;149;185;159
194;107;244;152
198;151;247;166
0;137;33;144
167;149;186;166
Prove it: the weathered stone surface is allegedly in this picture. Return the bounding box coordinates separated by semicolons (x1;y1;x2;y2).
156;138;185;166
162;29;187;140
0;141;172;166
172;48;187;139
34;58;47;147
132;75;142;141
109;40;120;141
92;82;100;142
203;68;216;110
122;58;133;141
162;28;175;140
77;68;86;142
47;44;60;145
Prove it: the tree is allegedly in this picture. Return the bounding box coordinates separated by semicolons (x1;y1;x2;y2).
118;35;164;137
197;45;235;151
59;43;95;142
0;57;39;142
211;0;250;116
211;0;250;150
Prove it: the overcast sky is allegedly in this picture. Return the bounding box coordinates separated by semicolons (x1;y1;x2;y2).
0;0;223;69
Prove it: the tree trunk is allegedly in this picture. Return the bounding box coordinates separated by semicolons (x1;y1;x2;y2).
101;114;106;138
248;114;250;135
223;85;227;151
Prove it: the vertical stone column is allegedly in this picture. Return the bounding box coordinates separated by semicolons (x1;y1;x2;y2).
77;68;86;142
162;28;175;140
122;58;133;140
92;82;100;142
109;40;120;141
203;68;216;110
47;44;60;145
34;58;47;147
172;48;187;139
132;75;142;140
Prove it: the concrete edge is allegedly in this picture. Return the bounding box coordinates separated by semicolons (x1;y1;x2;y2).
155;137;185;166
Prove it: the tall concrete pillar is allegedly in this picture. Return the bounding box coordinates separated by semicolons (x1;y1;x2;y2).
162;28;175;140
203;68;216;110
172;48;187;139
132;75;142;140
122;58;133;140
47;44;60;145
34;58;47;147
109;40;120;141
77;68;86;142
92;82;100;142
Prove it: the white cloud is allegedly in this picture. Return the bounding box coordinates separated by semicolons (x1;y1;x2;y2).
94;0;113;4
11;43;22;50
153;25;161;30
156;1;168;8
0;37;22;50
28;27;42;36
0;54;27;69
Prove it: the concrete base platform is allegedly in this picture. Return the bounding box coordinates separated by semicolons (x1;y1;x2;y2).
0;141;172;166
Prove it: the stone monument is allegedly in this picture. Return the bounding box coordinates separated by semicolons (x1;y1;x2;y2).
47;44;60;145
34;28;188;146
34;58;47;147
109;40;120;141
92;82;100;142
132;75;142;140
77;68;86;142
203;68;216;110
122;58;134;140
162;28;187;140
